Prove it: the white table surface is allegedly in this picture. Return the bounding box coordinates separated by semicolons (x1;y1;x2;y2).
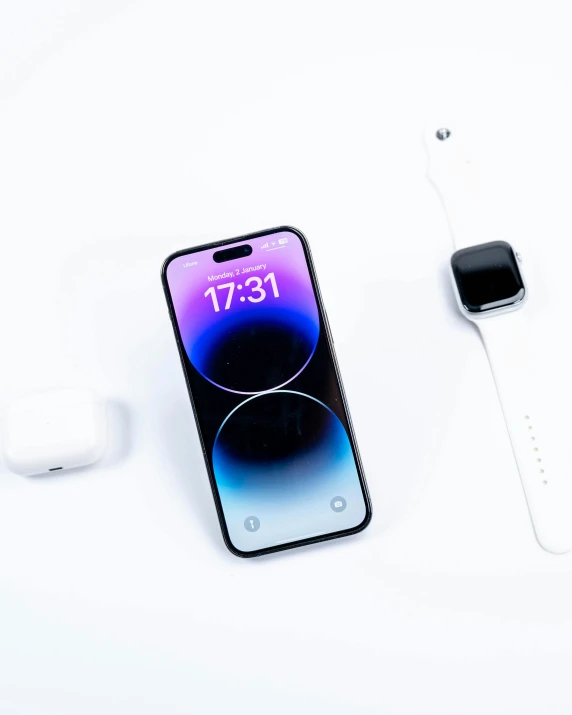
2;2;572;713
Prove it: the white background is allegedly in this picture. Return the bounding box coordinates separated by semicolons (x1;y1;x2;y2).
1;1;572;713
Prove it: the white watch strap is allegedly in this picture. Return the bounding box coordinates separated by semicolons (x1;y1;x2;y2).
426;123;572;553
425;125;485;250
478;312;572;553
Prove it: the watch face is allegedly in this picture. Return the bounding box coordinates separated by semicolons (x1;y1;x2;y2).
451;240;525;313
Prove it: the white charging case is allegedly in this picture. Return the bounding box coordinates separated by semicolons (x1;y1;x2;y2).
3;388;107;476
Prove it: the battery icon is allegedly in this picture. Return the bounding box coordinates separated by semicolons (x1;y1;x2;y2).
278;237;288;245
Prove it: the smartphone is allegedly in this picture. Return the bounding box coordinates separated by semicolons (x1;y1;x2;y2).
162;226;371;557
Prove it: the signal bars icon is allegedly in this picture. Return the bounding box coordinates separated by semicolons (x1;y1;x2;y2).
261;242;269;249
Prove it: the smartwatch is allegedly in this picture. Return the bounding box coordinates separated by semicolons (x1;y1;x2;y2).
425;124;572;554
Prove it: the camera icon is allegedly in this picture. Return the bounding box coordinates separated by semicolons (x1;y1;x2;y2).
330;496;347;513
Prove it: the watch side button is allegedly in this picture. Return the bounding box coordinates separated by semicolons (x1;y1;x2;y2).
516;252;523;262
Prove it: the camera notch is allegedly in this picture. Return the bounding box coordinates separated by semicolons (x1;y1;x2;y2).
213;244;253;263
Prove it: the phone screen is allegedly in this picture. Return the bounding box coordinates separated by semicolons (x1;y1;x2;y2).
163;228;370;555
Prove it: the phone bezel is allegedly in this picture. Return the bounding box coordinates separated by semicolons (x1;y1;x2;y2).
161;225;372;557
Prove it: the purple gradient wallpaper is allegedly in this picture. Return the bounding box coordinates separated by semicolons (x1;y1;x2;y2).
167;231;320;394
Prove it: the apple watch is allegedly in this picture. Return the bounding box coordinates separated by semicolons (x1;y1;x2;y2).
425;124;572;554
